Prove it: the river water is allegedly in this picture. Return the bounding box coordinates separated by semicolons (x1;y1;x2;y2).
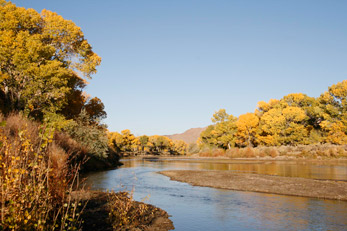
85;158;347;231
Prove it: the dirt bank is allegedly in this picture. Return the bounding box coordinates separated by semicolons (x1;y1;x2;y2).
159;170;347;200
73;191;174;231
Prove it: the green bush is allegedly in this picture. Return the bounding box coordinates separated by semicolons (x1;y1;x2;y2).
66;111;108;159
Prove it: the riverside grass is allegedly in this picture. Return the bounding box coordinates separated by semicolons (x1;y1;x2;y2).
0;114;174;231
0;114;85;230
197;144;347;159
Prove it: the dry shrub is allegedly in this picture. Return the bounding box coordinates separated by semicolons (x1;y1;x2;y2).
212;148;225;157
242;147;256;158
337;147;347;157
199;151;212;157
198;148;226;157
225;148;239;158
258;149;266;157
327;147;337;157
47;143;69;201
268;148;278;158
198;147;213;157
2;113;41;147
202;143;347;159
54;132;88;159
54;132;89;172
188;143;199;154
108;191;164;230
0;113;84;230
277;145;293;156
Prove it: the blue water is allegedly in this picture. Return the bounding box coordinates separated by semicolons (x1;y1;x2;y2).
85;158;347;231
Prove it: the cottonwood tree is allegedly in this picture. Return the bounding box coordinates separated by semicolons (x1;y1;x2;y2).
200;109;237;149
0;0;101;120
236;112;259;147
319;80;347;144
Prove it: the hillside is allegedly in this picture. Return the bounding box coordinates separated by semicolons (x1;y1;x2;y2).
165;127;206;144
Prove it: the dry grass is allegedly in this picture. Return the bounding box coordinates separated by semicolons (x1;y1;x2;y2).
198;144;347;159
0;113;85;230
1;114;157;230
107;191;166;230
199;148;225;157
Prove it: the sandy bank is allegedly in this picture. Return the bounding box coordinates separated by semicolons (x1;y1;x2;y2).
159;170;347;200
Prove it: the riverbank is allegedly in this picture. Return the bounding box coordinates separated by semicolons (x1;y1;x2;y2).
73;190;174;231
137;154;347;162
159;170;347;200
194;144;347;160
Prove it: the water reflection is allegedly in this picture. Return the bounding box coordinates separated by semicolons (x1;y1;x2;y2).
121;158;347;180
85;158;347;231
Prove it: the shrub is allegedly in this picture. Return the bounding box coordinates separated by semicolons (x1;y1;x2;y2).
65;111;108;159
212;148;225;157
188;143;200;154
225;148;239;158
108;191;161;230
268;148;278;158
243;147;256;158
0;114;84;230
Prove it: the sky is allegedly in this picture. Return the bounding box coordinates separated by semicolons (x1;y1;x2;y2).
12;0;347;136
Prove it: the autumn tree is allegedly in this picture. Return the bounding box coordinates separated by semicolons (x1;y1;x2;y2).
211;109;229;123
173;140;188;155
318;80;347;144
257;107;284;146
0;0;101;120
108;132;124;153
120;129;139;153
281;106;309;144
254;99;280;117
200;109;237;149
256;97;309;145
236;113;259;147
148;135;173;154
138;135;149;154
84;97;107;122
201;81;347;148
199;125;218;148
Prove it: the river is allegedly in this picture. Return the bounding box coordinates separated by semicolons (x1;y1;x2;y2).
85;158;347;231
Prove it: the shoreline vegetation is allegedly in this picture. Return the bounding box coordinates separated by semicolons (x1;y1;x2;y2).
72;191;174;231
0;111;174;231
0;1;174;230
193;144;347;160
159;170;347;201
1;1;347;230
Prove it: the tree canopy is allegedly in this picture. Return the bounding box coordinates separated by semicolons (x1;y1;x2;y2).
108;130;188;156
0;0;102;121
200;80;347;149
0;0;108;159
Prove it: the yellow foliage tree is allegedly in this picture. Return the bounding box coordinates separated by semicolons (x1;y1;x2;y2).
257;108;284;146
0;1;101;118
200;109;237;149
173;140;188;155
318;80;347;144
255;99;280;117
236;113;259;147
120;129;138;153
281;106;308;144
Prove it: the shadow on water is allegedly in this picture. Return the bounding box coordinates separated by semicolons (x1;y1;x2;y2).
85;158;347;231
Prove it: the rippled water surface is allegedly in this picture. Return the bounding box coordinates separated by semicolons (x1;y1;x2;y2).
85;158;347;231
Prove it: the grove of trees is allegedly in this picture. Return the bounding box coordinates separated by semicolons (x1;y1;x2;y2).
108;129;188;156
200;80;347;149
0;0;110;159
0;1;117;230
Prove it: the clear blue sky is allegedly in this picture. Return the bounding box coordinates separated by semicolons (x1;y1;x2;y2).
13;0;347;136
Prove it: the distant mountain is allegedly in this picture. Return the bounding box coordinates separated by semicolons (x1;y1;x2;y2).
165;127;207;144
